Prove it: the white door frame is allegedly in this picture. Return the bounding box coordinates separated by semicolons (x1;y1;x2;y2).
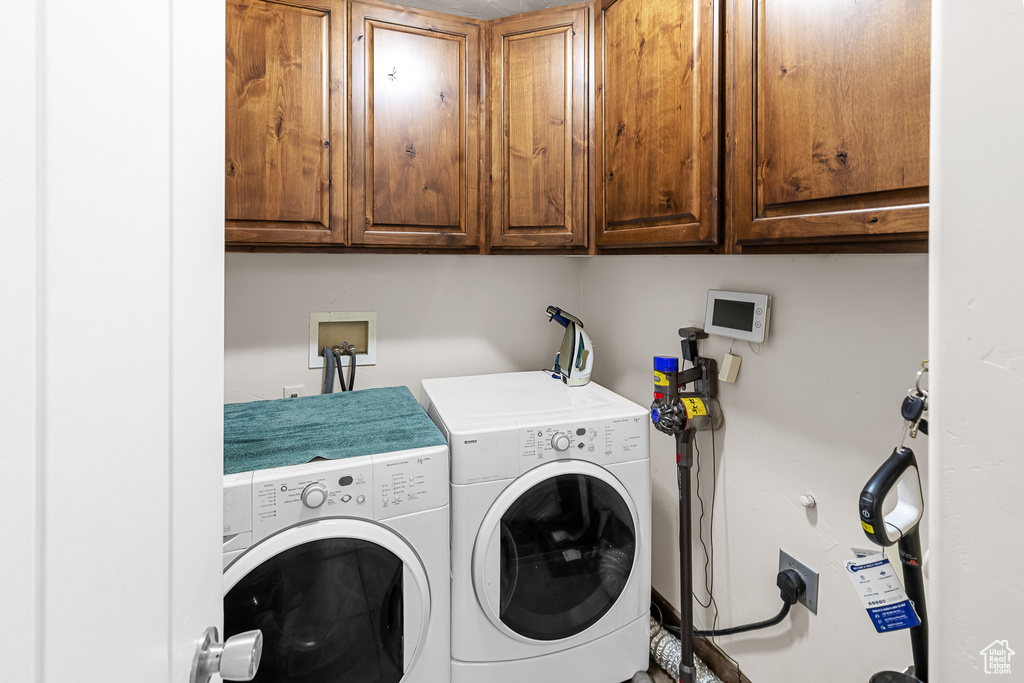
0;1;225;681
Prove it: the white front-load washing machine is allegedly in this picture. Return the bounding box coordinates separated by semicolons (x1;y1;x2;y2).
421;371;652;683
222;388;450;683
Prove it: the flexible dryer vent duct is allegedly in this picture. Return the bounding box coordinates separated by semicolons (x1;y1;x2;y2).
649;617;723;683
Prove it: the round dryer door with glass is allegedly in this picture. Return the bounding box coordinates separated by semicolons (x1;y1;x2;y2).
223;519;430;683
472;460;639;642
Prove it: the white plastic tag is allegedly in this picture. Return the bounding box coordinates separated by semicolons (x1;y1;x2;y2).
846;553;921;633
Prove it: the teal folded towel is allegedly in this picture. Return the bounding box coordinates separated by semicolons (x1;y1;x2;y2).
224;386;447;476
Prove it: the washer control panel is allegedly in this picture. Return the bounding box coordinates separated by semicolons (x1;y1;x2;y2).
518;416;647;471
250;460;374;541
248;446;447;541
372;449;444;520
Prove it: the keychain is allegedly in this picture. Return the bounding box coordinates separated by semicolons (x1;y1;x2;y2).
898;361;928;448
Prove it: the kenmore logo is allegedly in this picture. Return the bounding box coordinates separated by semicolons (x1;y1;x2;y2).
464;439;478;444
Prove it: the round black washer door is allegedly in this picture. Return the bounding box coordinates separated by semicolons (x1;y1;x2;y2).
497;472;636;640
225;537;405;683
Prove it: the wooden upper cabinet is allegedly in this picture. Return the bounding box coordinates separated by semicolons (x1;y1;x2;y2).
225;0;346;245
726;0;931;251
488;6;591;250
596;0;717;248
349;2;483;248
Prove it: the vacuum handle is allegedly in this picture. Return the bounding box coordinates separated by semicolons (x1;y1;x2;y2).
859;447;923;547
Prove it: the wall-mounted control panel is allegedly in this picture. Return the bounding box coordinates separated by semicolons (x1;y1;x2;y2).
705;290;771;343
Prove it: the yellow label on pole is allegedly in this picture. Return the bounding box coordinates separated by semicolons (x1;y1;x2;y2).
861;521;875;534
681;397;707;416
654;371;670;387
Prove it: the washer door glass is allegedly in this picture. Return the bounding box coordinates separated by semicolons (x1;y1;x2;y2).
225;538;404;683
498;472;636;640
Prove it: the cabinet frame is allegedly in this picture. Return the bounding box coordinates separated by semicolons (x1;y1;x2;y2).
594;0;719;249
487;5;593;251
225;0;348;245
348;1;485;249
724;0;930;253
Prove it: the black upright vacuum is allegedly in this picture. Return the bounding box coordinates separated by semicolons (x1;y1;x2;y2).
860;371;930;683
650;329;717;683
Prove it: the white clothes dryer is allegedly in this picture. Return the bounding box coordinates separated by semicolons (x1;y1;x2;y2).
222;389;450;683
421;371;652;683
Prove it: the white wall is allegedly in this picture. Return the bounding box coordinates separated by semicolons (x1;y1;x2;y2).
225;251;929;681
225;254;582;402
581;255;928;681
930;1;1024;679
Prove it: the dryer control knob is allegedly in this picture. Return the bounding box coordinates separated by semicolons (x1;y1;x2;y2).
551;432;571;452
301;482;328;509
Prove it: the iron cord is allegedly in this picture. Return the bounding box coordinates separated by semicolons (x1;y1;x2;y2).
692;412;721;637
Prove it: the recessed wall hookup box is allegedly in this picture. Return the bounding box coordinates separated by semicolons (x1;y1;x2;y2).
309;312;377;369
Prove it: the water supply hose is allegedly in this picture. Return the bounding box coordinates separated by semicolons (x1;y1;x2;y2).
343;345;357;390
322;346;335;394
331;347;346;391
649;617;722;683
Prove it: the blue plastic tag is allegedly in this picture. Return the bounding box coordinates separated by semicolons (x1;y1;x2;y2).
846;553;922;633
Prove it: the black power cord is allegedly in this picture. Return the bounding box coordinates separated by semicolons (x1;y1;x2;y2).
665;568;806;638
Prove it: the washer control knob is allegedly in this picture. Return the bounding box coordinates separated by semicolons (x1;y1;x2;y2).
301;482;328;509
551;432;571;452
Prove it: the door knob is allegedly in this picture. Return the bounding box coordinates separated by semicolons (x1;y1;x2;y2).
190;627;262;683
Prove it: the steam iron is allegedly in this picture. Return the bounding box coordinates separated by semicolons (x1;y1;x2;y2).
546;306;593;386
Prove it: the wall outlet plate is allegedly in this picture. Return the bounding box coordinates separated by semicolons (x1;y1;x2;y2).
309;312;377;369
779;549;819;614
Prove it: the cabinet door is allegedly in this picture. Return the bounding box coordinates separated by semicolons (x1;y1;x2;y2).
726;0;930;252
350;3;483;249
225;0;345;245
488;7;591;250
596;0;717;248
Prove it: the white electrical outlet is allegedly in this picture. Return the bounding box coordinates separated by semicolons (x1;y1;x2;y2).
283;385;304;399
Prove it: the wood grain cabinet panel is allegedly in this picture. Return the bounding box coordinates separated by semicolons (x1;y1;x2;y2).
350;2;483;248
727;0;931;251
488;7;590;250
596;0;717;248
225;0;346;245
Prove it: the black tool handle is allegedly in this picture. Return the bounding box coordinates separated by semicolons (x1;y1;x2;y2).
859;447;917;547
